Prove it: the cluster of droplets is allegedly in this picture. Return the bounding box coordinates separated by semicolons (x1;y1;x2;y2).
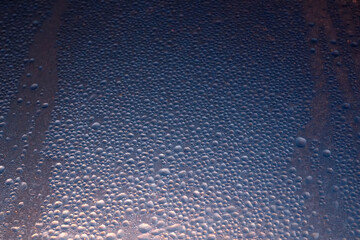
306;7;360;237
0;0;53;140
0;1;53;237
13;0;357;240
28;1;319;239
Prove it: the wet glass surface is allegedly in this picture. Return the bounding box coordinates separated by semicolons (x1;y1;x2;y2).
0;0;360;239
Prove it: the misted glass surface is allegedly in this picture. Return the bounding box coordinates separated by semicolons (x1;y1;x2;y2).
0;0;359;239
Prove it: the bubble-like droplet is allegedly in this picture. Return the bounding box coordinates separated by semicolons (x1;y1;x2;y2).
167;223;182;232
58;232;68;240
331;50;339;57
137;233;151;240
117;229;125;238
322;149;331;157
311;232;320;239
138;223;152;233
105;233;117;240
91;122;101;130
159;168;171;176
54;201;63;208
96;199;105;209
5;178;14;186
295;137;307;147
30;83;39;90
41;103;49;108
